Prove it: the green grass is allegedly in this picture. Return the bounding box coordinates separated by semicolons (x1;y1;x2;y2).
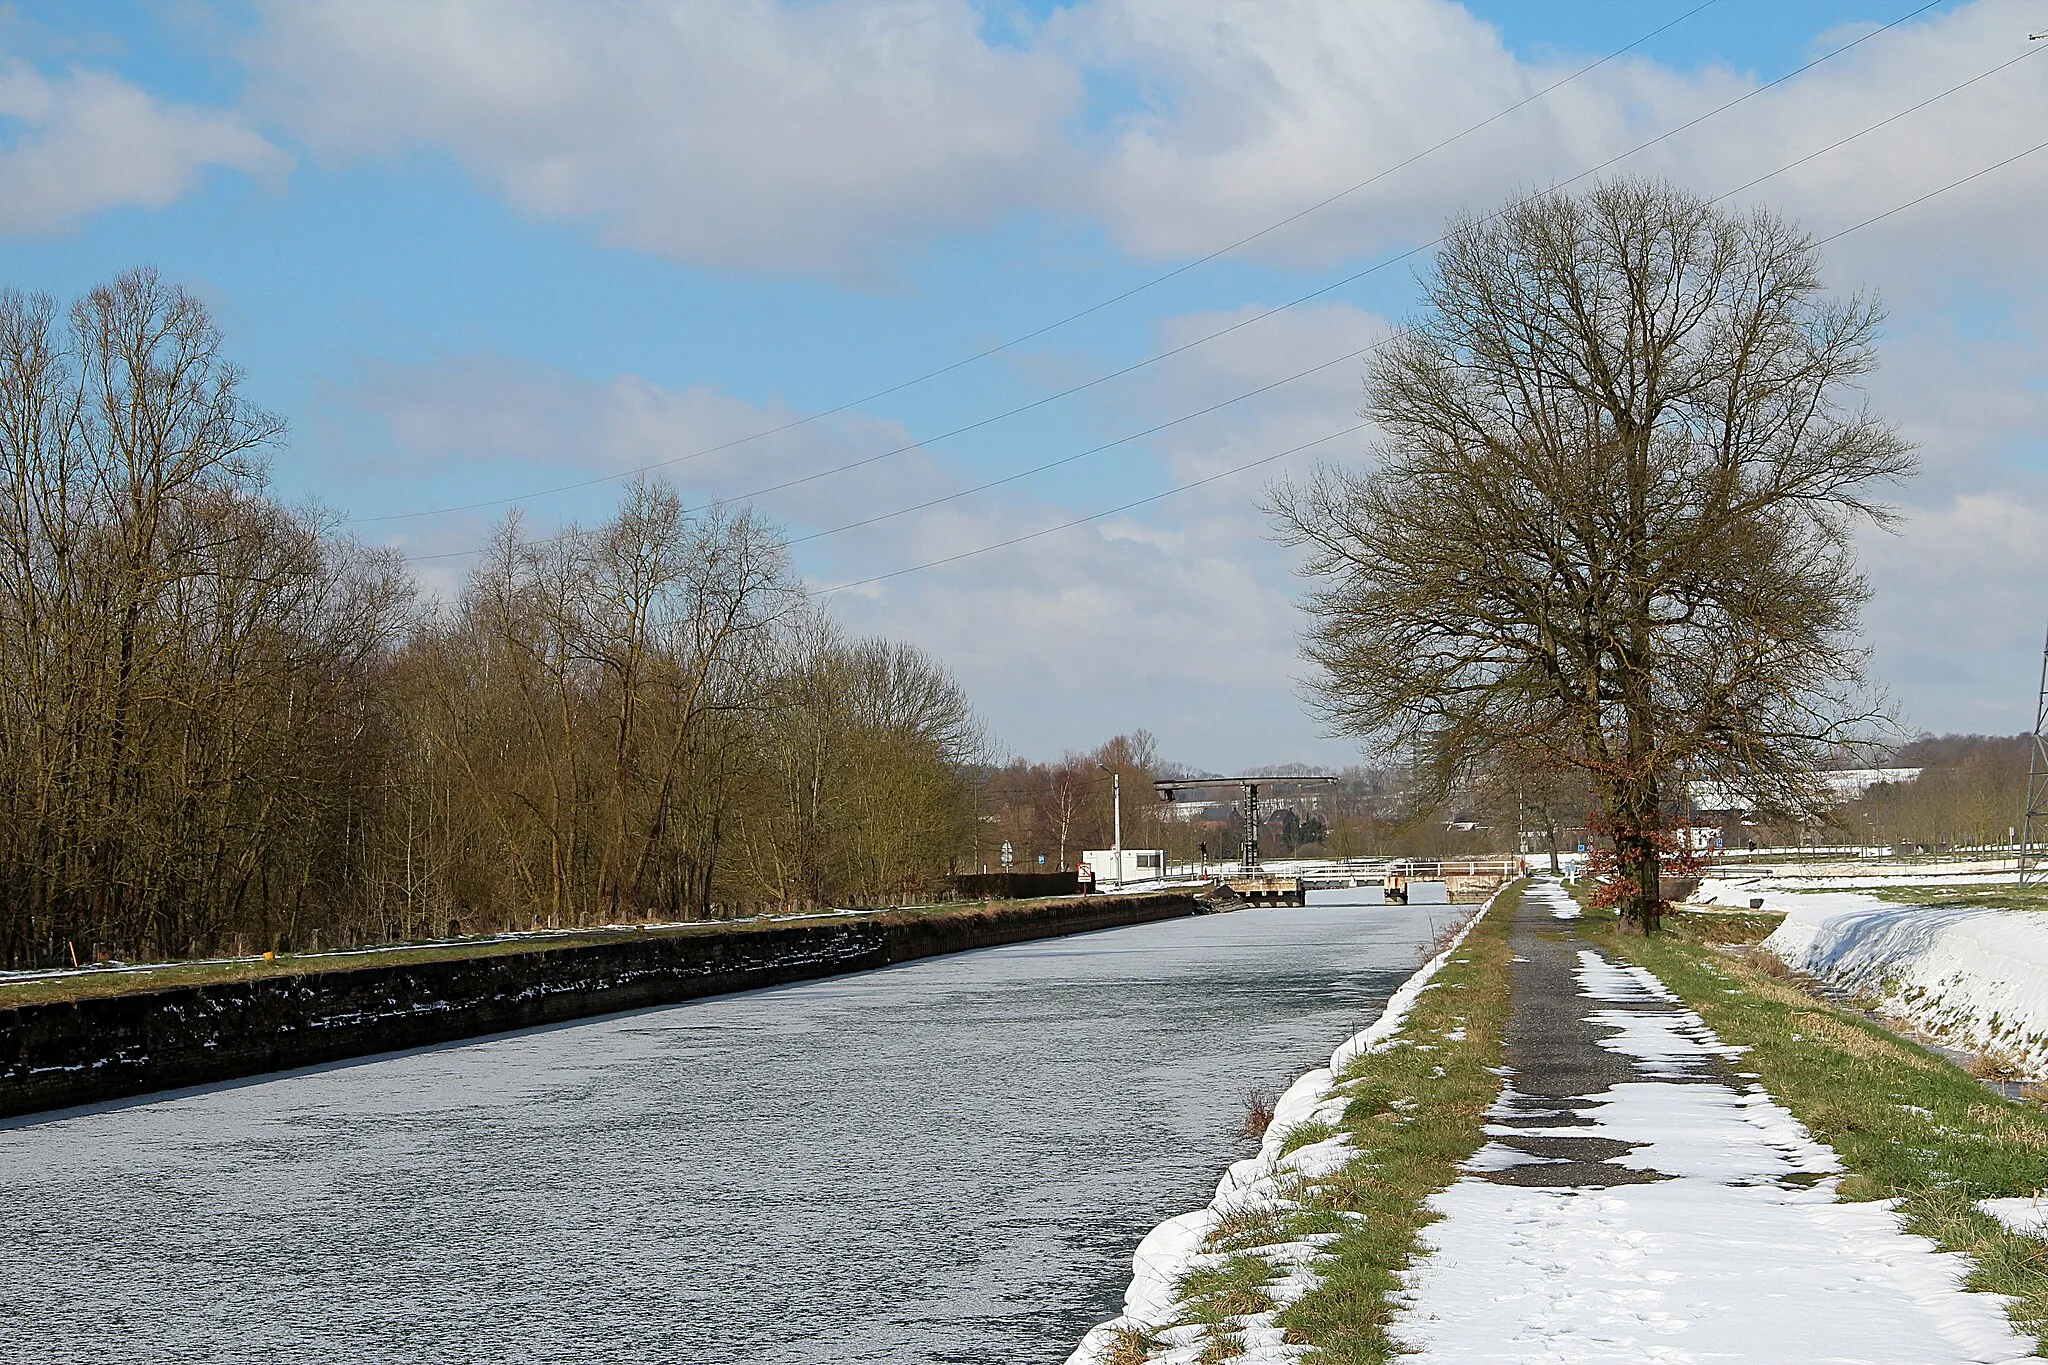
1145;884;1519;1364
0;894;1151;1010
1587;908;2048;1350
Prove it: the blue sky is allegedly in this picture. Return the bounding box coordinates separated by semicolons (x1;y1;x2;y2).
0;0;2042;769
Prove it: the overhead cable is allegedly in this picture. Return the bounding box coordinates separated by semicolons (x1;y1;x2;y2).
352;1;1727;526
403;7;2009;567
813;131;2048;595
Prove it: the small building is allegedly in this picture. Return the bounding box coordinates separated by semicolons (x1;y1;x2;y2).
1082;848;1166;884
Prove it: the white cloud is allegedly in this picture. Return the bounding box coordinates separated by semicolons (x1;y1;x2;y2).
1065;0;2048;275
1862;485;2048;733
246;0;1078;275
331;350;960;535
0;60;286;234
252;0;2048;755
234;0;2048;289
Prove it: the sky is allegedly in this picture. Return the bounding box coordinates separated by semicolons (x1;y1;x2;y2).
0;0;2044;772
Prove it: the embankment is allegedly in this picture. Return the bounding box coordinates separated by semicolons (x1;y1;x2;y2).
0;892;1197;1120
1759;889;2048;1077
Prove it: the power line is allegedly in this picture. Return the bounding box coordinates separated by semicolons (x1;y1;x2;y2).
351;1;1723;529
401;2;1992;567
1816;134;2048;244
791;42;2045;552
815;425;1369;595
788;341;1383;547
813;130;2048;596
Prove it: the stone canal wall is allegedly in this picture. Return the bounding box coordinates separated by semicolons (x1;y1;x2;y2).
0;892;1198;1120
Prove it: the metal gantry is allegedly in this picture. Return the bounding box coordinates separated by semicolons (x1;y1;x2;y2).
2022;623;2048;887
1153;775;1338;872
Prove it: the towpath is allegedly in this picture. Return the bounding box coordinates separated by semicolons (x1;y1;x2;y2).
1393;880;2034;1364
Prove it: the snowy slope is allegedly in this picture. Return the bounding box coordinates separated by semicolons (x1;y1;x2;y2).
1762;892;2048;1076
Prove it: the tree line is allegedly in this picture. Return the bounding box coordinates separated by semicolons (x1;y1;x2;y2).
0;270;982;968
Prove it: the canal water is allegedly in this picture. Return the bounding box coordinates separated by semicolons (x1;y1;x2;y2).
1;901;1444;1364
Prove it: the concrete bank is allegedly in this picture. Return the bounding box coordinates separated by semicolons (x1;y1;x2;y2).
0;891;1199;1120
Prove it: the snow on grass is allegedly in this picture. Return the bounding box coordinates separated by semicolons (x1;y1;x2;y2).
1980;1198;2048;1239
1759;890;2048;1078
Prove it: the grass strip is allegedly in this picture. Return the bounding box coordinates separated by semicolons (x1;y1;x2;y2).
1584;905;2048;1350
0;895;1165;1010
1865;884;2048;911
1131;886;1518;1365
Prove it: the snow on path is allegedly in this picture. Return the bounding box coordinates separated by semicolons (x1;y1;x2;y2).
1394;882;2032;1365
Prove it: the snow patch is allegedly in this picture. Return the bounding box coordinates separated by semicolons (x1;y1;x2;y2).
1397;947;2027;1364
1979;1197;2048;1239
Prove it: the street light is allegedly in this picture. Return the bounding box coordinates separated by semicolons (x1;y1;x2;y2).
1098;763;1122;884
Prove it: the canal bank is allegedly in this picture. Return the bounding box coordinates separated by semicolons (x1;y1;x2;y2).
0;891;1201;1120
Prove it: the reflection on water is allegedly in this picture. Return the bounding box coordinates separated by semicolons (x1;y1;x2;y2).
1;902;1440;1365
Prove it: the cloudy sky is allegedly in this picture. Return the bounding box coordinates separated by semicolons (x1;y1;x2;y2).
2;0;2044;770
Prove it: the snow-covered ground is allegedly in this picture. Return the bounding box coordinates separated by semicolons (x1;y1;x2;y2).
1697;857;2022;897
1757;890;2048;1076
1396;885;2033;1364
1689;861;2048;1076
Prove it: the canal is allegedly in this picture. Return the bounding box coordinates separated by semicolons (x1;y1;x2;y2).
1;900;1444;1364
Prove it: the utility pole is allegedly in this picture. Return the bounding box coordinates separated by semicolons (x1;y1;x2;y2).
1098;763;1123;883
2021;623;2048;886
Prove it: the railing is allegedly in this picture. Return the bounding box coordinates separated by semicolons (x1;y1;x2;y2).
1385;858;1523;880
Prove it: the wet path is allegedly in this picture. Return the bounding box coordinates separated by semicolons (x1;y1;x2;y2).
1;901;1440;1365
1396;881;2032;1364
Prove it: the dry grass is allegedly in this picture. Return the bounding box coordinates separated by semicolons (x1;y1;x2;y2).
1236;1083;1278;1141
1732;943;1793;978
1794;1008;1931;1066
1674;910;1786;945
1099;1325;1164;1365
1969;1050;2028;1083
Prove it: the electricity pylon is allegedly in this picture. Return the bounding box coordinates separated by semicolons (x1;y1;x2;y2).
2022;624;2048;886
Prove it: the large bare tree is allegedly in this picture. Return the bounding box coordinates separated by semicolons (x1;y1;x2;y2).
1272;179;1914;930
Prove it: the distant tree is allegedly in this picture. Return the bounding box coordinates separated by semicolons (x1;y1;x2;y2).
1272;179;1914;930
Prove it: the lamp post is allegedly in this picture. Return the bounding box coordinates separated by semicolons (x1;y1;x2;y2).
1098;763;1122;883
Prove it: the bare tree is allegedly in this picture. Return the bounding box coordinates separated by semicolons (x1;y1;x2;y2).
1272;179;1914;930
0;269;995;964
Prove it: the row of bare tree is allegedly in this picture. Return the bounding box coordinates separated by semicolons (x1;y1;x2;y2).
1833;736;2036;851
0;271;981;968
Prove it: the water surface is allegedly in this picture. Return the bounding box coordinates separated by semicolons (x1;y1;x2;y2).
2;902;1439;1364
